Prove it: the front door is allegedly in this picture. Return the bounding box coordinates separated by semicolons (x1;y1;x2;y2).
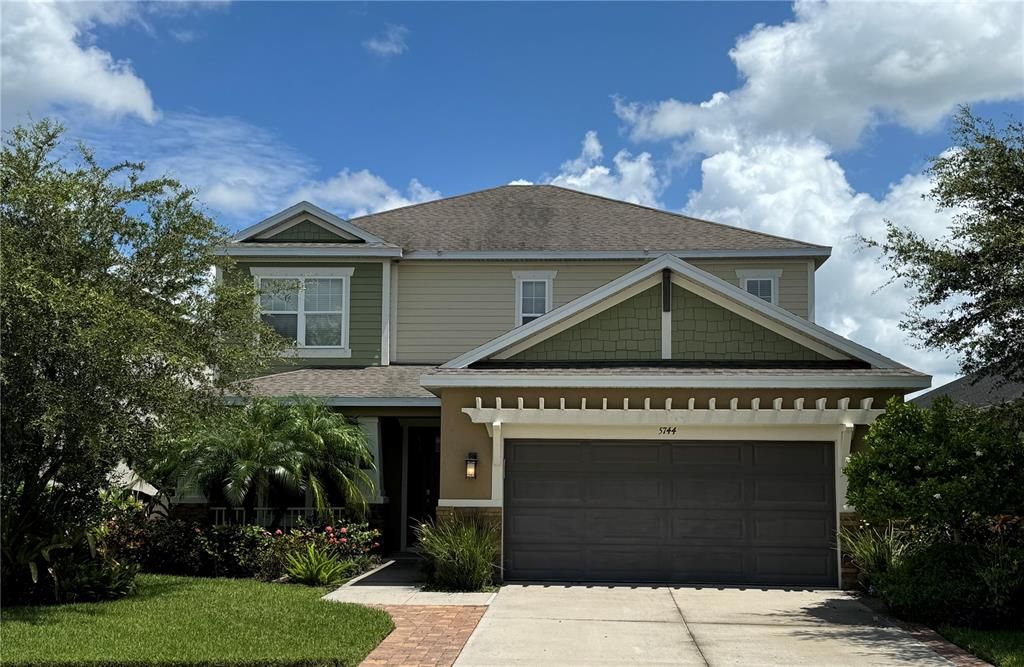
406;426;441;546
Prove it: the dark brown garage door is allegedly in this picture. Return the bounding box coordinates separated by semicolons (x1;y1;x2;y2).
503;440;837;586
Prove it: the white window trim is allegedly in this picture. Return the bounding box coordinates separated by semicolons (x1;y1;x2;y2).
736;268;782;306
513;270;556;327
251;266;354;358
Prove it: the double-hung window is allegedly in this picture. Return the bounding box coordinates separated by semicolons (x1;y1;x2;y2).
253;267;353;356
736;269;782;305
514;271;556;326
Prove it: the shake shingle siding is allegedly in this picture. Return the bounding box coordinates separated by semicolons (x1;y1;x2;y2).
671;285;826;362
510;286;662;362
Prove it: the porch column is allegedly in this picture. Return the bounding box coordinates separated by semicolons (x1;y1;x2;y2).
358;417;387;503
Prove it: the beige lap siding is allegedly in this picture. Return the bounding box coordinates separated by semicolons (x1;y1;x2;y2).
395;260;812;364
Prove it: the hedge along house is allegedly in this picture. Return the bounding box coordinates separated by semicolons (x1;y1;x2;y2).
200;185;930;588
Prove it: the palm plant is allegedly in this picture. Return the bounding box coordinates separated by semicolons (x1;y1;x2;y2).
179;398;375;520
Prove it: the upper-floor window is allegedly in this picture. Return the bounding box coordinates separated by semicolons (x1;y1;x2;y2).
513;270;556;326
736;269;781;306
252;267;353;357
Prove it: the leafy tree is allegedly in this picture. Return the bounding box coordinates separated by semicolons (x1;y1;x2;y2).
0;120;282;600
868;106;1024;383
178;398;375;521
845;397;1024;536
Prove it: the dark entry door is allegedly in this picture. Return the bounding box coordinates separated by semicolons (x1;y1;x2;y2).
503;439;837;586
406;426;441;546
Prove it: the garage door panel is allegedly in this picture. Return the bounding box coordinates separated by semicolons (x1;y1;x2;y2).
671;512;747;542
753;478;830;506
753;442;830;469
589;442;662;464
669;549;748;579
511;441;585;465
587;474;668;506
671;478;744;505
504;440;837;586
506;508;586;542
671;443;744;465
583;509;667;541
506;546;586;580
754;515;832;545
507;473;586;505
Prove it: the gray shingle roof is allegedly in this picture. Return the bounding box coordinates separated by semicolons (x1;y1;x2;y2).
236;366;438;404
911;373;1023;408
347;185;830;254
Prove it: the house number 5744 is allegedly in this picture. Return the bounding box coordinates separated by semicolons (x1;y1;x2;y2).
658;427;677;435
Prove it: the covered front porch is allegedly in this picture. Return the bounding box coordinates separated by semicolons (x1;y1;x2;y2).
197;365;445;552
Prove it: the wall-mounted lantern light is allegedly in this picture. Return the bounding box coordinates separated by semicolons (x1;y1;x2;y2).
465;452;478;479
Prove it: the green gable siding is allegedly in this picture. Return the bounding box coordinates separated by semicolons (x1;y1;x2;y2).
265;221;351;242
509;286;661;361
671;284;826;361
232;261;382;368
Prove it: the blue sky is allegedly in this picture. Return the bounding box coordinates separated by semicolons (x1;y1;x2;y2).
2;1;1022;386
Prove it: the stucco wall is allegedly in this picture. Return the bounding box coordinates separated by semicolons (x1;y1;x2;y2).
395;259;812;364
439;387;901;500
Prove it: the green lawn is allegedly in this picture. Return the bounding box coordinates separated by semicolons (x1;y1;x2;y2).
1;574;393;667
939;626;1024;667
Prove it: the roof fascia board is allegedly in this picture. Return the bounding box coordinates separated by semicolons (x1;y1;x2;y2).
230;201;389;244
403;248;831;261
421;373;932;390
215;246;402;258
226;396;440;407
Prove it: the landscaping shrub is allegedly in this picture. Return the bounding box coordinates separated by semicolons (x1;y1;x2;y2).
51;548;139;603
414;515;499;591
105;517;381;582
844;398;1024;627
839;521;914;591
873;540;1024;627
285;543;358;586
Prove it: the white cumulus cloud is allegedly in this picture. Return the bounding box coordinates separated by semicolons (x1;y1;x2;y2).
531;131;664;207
363;24;409;58
1;1;159;124
81;113;440;224
294;170;440;218
616;1;1024;150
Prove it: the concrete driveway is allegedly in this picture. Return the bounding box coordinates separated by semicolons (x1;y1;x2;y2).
454;585;952;666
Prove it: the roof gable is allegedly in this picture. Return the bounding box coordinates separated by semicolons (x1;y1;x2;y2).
444;255;907;370
230;201;389;245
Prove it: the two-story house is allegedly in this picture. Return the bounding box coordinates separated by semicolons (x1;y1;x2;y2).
202;184;929;588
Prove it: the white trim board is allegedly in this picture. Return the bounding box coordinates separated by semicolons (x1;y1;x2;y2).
231;201;389;244
403;248;831;261
216;246;402;258
421;372;930;390
442;254;913;371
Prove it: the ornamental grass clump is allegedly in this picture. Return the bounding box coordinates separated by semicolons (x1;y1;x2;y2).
285;543;356;586
414;515;499;591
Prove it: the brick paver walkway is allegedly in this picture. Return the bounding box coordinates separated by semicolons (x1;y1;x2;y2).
361;605;487;667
